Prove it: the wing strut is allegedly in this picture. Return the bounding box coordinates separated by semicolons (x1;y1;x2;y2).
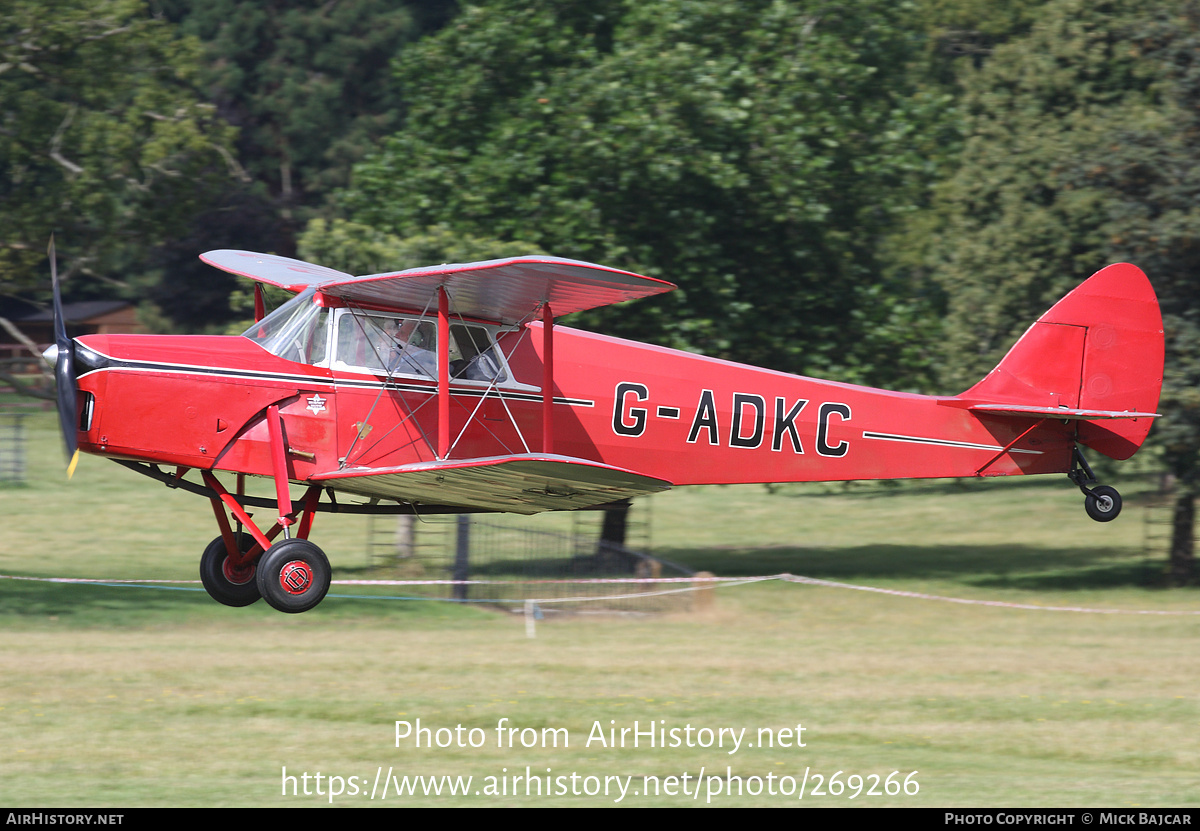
542;302;554;453
437;286;450;459
974;418;1047;477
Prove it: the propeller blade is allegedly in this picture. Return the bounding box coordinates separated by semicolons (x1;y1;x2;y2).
49;236;79;478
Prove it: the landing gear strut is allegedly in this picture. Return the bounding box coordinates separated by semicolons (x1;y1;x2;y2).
201;470;333;612
1069;447;1122;522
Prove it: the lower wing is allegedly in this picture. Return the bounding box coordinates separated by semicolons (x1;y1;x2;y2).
311;454;672;514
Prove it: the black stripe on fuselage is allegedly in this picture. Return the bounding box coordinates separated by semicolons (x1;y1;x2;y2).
75;347;594;407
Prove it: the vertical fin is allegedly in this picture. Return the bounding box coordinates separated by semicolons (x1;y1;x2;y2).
961;263;1163;460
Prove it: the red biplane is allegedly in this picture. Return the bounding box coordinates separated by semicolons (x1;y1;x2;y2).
46;249;1163;613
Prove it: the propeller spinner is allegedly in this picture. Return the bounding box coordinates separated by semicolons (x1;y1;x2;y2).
47;237;80;478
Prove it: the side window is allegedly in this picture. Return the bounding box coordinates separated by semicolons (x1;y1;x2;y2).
334;311;437;378
450;323;508;383
309;311;330;366
332;312;510;384
335;312;372;369
387;319;437;377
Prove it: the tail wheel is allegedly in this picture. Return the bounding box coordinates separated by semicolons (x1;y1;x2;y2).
256;538;331;614
199;534;261;607
1084;485;1122;522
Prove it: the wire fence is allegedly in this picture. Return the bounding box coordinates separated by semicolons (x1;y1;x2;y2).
363;506;701;614
0;412;28;484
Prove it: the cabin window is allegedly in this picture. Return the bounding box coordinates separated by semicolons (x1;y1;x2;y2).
241;293;511;382
449;322;508;383
331;310;508;383
335;312;437;377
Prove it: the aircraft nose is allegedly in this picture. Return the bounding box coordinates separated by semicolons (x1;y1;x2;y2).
42;343;58;366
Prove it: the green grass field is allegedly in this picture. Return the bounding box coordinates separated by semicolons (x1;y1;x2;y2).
1;410;1197;806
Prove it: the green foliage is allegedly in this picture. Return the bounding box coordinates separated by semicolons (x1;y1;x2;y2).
912;0;1052;84
164;0;454;212
916;0;1199;440
912;1;1165;385
340;0;953;386
907;0;1200;576
1092;2;1200;495
0;0;241;298
298;218;544;276
123;0;457;332
134;183;291;331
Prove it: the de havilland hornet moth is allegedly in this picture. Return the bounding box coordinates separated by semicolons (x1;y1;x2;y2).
45;246;1163;613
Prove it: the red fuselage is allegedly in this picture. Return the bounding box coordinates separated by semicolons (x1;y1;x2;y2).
72;324;1074;491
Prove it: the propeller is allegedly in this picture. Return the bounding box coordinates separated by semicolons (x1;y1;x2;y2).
48;236;80;478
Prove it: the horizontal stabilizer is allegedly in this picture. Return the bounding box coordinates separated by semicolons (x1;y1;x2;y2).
968;404;1161;420
312;454;672;514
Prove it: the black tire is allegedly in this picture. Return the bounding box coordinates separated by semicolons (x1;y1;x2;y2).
1084;485;1122;522
255;538;331;614
199;534;262;607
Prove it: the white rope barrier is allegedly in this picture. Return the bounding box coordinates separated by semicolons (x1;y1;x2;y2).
2;572;1196;619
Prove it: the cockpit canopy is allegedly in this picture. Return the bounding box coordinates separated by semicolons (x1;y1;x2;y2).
243;288;509;383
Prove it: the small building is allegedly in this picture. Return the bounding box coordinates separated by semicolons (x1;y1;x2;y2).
0;301;146;371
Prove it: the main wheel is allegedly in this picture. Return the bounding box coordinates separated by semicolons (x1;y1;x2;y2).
1084;485;1122;522
255;538;331;614
199;534;261;607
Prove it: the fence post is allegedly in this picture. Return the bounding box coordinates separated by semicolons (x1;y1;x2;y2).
453;515;470;600
692;571;716;612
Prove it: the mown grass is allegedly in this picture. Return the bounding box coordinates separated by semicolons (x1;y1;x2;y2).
0;411;1197;806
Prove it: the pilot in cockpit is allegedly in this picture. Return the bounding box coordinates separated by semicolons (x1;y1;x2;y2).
381;318;439;377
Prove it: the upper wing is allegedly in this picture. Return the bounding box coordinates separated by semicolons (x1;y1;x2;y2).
311;454;672;514
201;250;676;324
200;250;352;291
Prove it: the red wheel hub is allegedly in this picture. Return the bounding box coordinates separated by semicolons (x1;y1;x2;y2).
222;558;256;586
279;560;314;595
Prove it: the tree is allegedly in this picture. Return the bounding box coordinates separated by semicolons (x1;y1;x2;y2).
121;0;458;333
913;0;1200;581
0;0;241;301
337;0;953;388
1096;2;1200;583
162;0;456;230
297;219;545;276
915;0;1169;387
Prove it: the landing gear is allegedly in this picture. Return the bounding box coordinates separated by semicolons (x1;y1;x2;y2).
202;473;332;612
1084;485;1122;522
199;533;261;607
255;538;331;614
1069;447;1122;522
200;532;333;613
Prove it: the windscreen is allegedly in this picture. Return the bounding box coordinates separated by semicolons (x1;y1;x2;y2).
242;288;329;364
